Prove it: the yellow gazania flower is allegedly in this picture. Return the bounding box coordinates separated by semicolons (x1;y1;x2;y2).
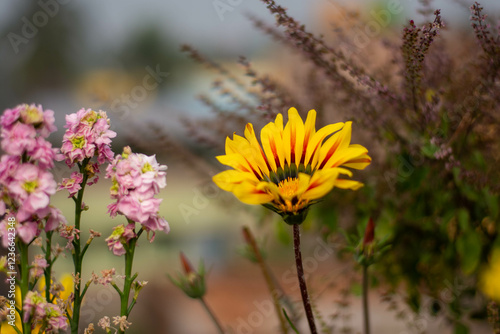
480;249;500;302
213;107;371;224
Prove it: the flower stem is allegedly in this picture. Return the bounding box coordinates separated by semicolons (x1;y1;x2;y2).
200;297;225;334
362;264;370;334
70;159;90;334
118;226;141;334
243;226;288;334
120;241;135;317
44;231;53;302
487;301;500;334
18;241;30;334
292;224;317;334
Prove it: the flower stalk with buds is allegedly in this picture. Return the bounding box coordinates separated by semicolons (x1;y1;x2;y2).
169;253;224;334
105;146;169;333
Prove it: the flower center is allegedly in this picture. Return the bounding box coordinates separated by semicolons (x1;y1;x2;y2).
21;105;44;125
23;180;38;193
111;225;125;237
142;162;154;173
46;306;61;318
32;293;45;305
278;177;299;198
110;178;119;195
81;110;98;126
71;136;86;149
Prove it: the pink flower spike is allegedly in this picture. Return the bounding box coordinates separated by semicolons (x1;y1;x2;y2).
106;147;169;236
60;108;115;168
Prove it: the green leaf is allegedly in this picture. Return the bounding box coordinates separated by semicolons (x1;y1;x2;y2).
454;321;469;334
483;189;499;219
457;209;470;231
456;230;482;274
421;142;439;158
283;308;299;334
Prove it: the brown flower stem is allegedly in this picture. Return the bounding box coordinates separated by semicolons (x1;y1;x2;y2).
292;224;317;334
200;297;225;334
488;301;500;334
362;264;371;334
243;226;288;334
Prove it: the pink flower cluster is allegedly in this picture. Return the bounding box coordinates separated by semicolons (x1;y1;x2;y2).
106;146;169;235
0;104;66;245
60;108;116;168
0;104;57;167
23;291;68;333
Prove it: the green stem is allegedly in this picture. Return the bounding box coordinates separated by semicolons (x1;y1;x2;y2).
70;159;90;334
243;226;288;333
118;226;141;334
292;224;317;334
362;264;370;334
200;297;225;334
44;231;53;302
18;242;31;333
12;324;23;334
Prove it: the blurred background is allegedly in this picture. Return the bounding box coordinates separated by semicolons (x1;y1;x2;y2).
1;0;499;333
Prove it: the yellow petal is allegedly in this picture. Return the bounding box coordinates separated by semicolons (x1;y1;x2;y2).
339;121;352;150
302;169;340;200
297;172;312;196
274;113;284;132
301;110;316;162
261;122;285;171
335;167;353;177
224;136;238;155
317;123;362;169
212;170;255;191
322;146;369;169
283;107;305;166
307;122;344;168
244;123;270;176
216;153;259;177
342;153;372;170
233;181;274;204
335;179;364;190
259;181;284;205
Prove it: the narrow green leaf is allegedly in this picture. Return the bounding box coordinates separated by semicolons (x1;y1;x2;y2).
283;308;299;334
